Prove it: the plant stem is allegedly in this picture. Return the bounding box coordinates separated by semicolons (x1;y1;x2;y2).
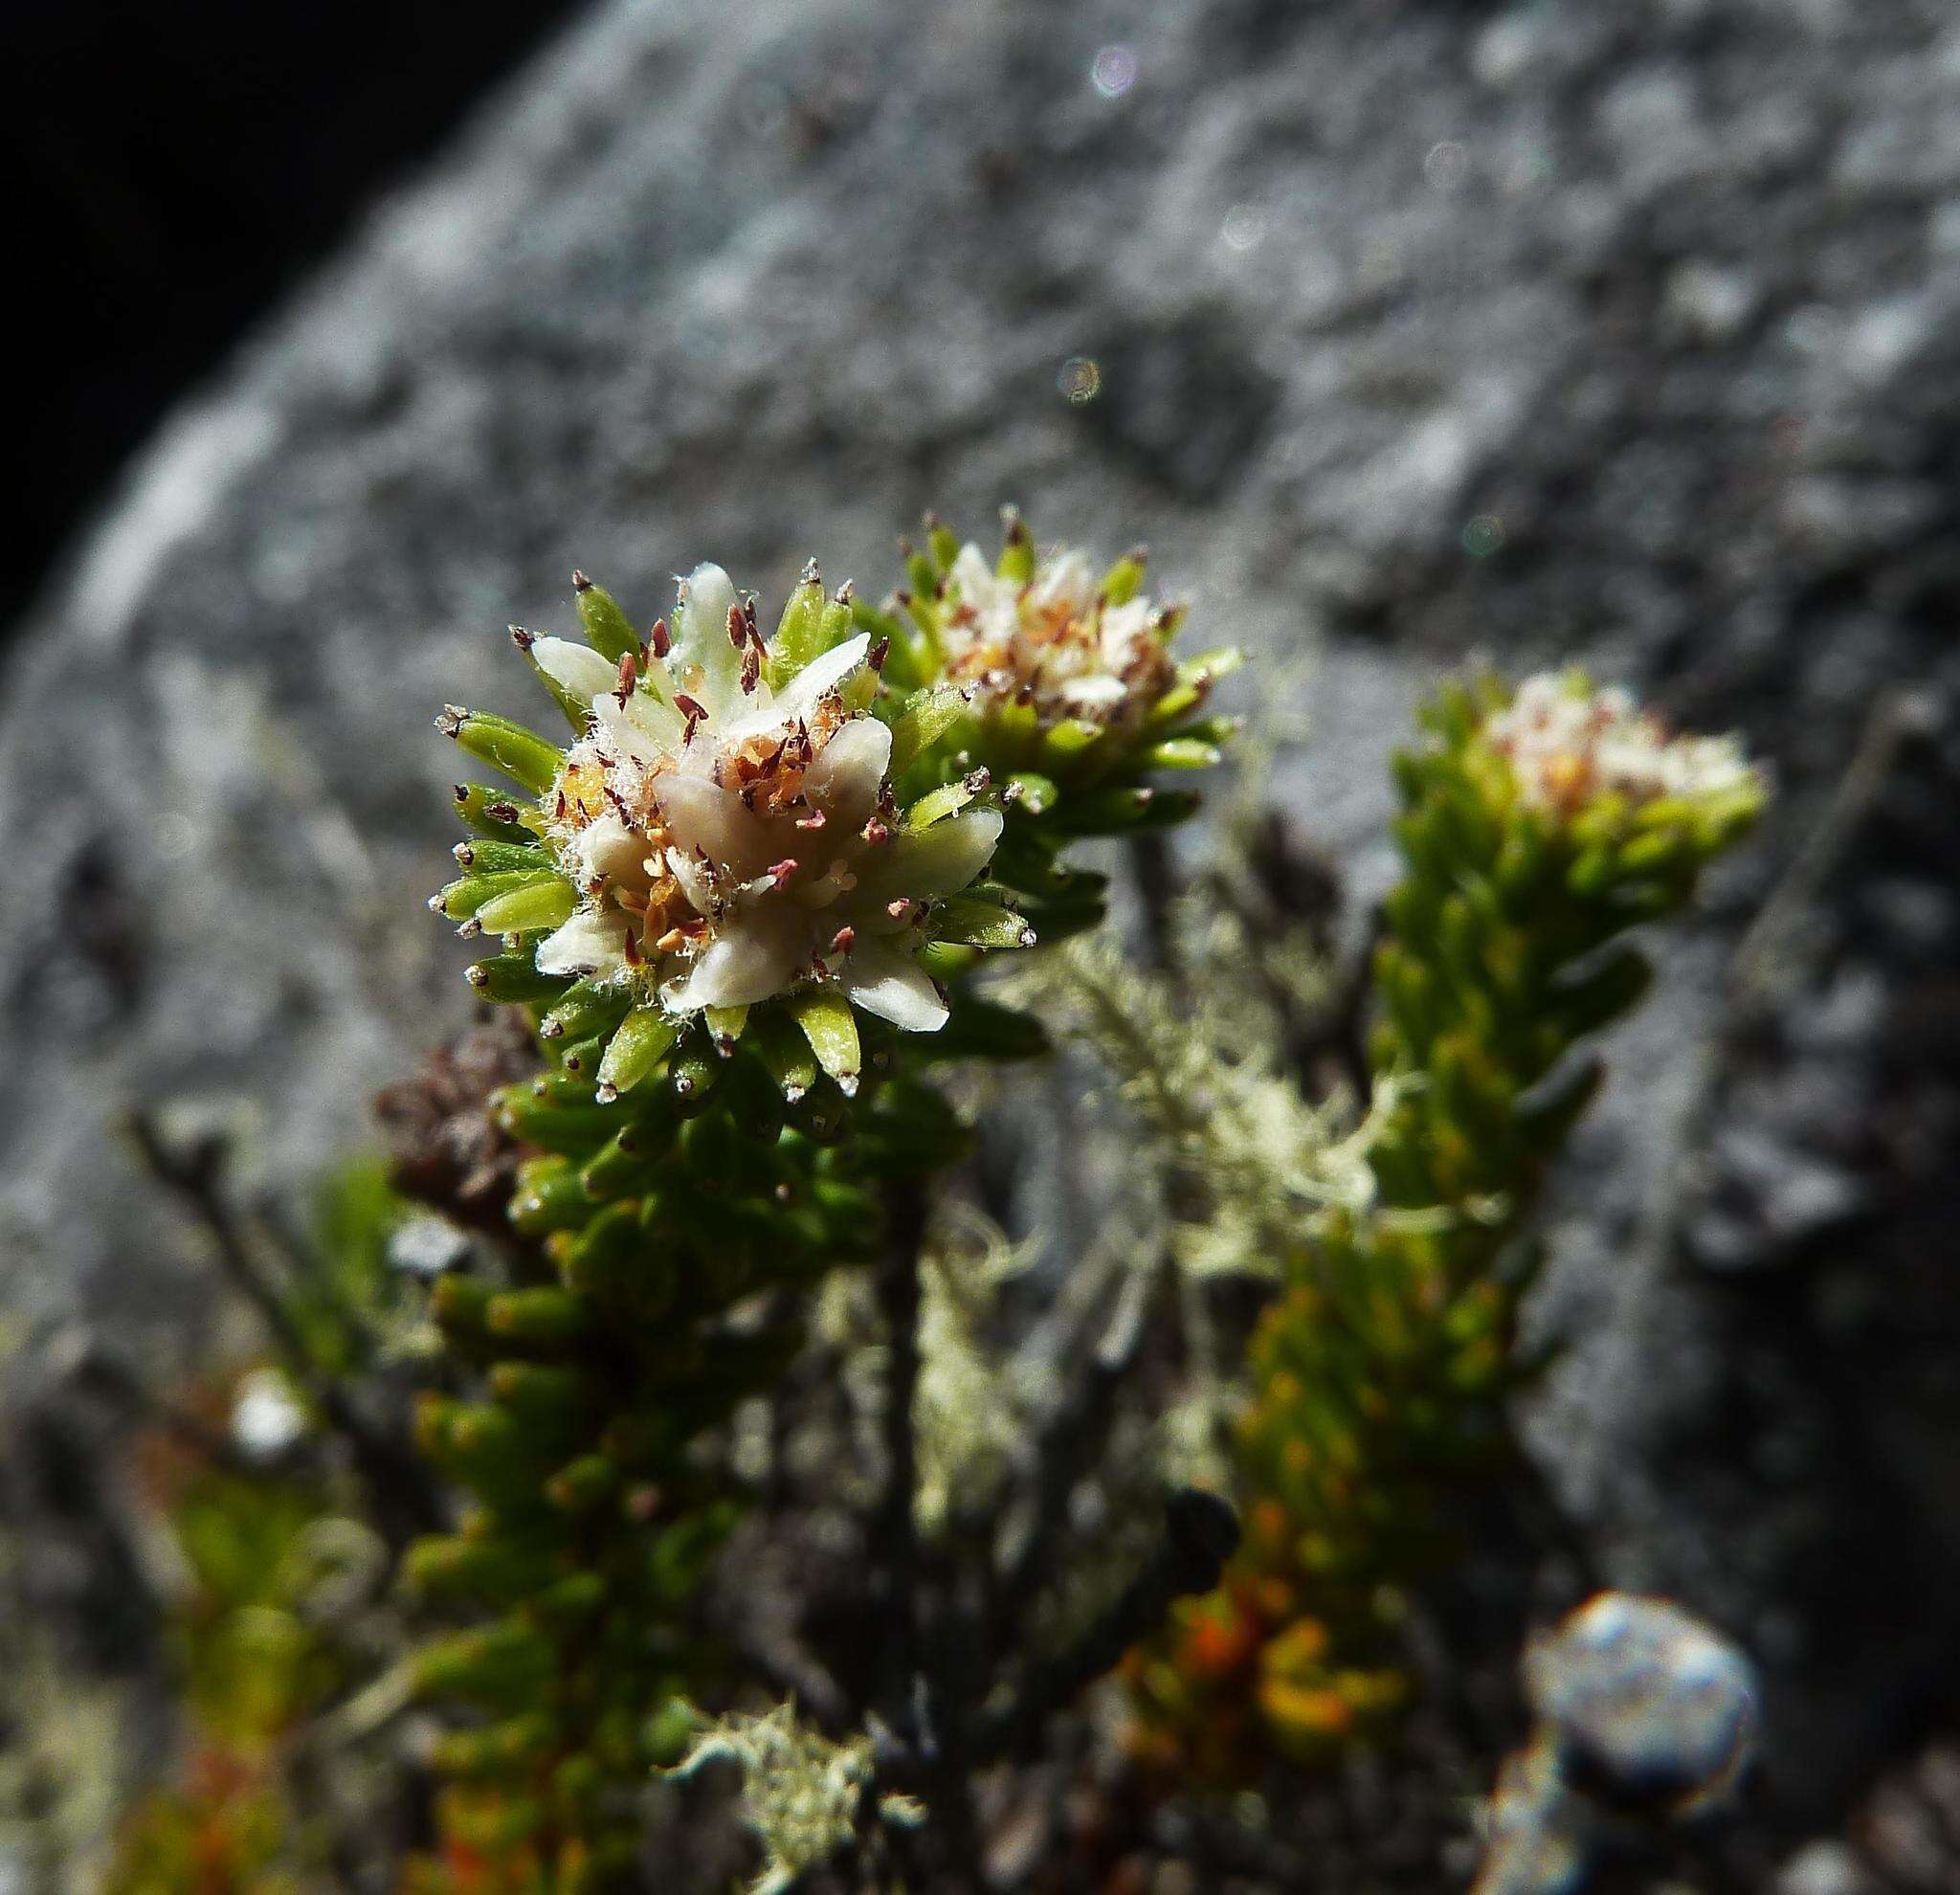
126;1110;443;1550
873;1174;928;1725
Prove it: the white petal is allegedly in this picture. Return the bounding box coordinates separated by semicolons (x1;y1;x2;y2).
842;944;947;1032
1059;674;1128;708
569;812;642;886
664;845;719;915
655;768;775;881
947;545;1017;649
773;633;870;725
854;809;1002;904
535;908;632;979
948;544;998;601
802;715;892;832
670;562;745;717
660;912;805;1012
1030;548;1096;615
530;635;620;704
1099;598;1155;652
590;691;682;769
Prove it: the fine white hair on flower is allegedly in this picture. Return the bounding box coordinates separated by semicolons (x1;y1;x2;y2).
938;540;1175;731
531;562;1000;1032
1481;671;1758;817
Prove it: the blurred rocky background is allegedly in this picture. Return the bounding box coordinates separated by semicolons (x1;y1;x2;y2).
4;0;1958;1887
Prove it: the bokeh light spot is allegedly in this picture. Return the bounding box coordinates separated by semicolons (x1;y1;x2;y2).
1220;203;1267;252
1461;513;1506;559
1091;45;1138;99
1424;139;1470;191
1058;356;1102;404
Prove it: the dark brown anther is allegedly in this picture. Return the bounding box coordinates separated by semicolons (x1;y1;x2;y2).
555;790;568;818
964;768;991;795
436;706;467;738
741;641;760;695
510;624;535;650
614;651;638;706
675;694;709;739
453;784;469;802
830;925;856;956
571;568;593;592
453;842;476;866
488;801;521;824
622;930;644;967
868;636;890;672
727;604;747;650
649;616;671;659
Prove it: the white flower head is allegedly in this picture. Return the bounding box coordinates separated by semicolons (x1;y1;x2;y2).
936;538;1178;737
1482;671;1760;820
529;563;1001;1037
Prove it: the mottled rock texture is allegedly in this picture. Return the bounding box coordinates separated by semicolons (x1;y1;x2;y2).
5;0;1958;1859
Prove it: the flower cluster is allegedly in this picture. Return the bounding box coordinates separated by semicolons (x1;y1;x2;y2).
1481;669;1760;821
934;537;1174;737
529;563;998;1036
436;560;1023;1103
859;509;1236;797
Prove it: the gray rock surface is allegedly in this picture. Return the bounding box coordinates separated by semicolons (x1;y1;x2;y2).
5;0;1959;1850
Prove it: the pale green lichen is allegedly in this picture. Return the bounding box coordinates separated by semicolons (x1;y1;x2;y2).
667;1704;924;1894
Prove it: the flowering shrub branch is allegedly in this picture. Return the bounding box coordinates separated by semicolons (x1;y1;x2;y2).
404;512;1229;1887
1125;671;1766;1779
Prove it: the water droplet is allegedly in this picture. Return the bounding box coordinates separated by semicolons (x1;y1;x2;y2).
1461;513;1506;558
